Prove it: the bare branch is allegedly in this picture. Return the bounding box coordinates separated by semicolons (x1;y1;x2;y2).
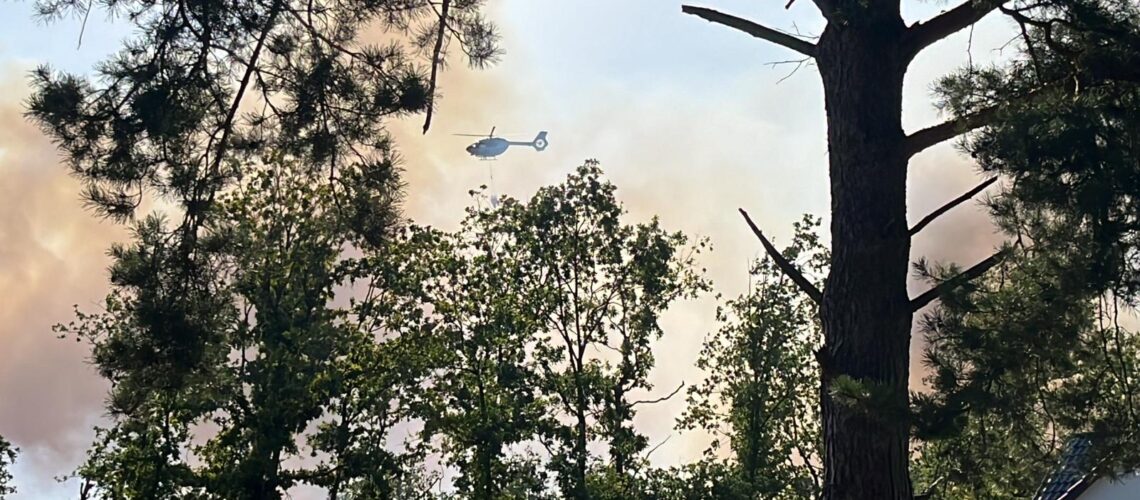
644;434;673;459
422;0;452;134
681;5;817;58
904;105;1001;158
909;177;998;236
77;0;93;49
630;382;686;407
206;0;283;176
903;0;1004;58
910;249;1009;312
739;209;823;304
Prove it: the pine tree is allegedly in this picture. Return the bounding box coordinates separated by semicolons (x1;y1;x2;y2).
682;1;1140;495
909;4;1140;493
911;246;1140;498
26;0;500;496
26;0;499;389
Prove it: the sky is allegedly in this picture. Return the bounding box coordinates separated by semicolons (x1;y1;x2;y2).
0;0;1017;497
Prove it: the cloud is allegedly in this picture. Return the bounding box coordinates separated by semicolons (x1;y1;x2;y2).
0;70;125;494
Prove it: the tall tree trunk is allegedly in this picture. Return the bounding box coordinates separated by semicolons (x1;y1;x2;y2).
573;392;589;499
816;9;913;500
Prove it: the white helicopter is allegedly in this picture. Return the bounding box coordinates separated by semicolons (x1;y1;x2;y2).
455;127;549;159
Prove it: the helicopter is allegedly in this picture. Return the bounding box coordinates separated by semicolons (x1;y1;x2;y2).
456;127;549;159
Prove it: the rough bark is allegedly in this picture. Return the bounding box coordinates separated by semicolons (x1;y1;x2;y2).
816;7;914;500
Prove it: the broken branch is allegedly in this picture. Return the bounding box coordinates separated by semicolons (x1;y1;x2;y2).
910;249;1009;312
903;0;1004;59
681;5;817;58
909;177;998;236
739;209;823;304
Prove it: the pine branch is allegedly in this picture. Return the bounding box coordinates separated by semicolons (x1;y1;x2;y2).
739;209;823;304
910;249;1009;312
904;105;1001;158
423;0;451;134
909;177;997;236
681;5;817;58
905;81;1063;157
903;0;1004;58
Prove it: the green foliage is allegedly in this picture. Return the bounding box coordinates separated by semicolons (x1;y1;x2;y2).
911;249;1140;499
936;0;1140;298
0;436;16;498
25;0;495;406
56;156;429;498
512;161;709;499
25;0;497;224
678;215;826;499
362;161;708;499
25;0;503;495
26;0;498;402
917;4;1140;496
353;214;550;498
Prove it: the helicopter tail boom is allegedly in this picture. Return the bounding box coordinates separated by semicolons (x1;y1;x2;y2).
505;131;549;152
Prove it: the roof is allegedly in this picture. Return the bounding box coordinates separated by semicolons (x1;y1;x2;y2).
1034;435;1096;500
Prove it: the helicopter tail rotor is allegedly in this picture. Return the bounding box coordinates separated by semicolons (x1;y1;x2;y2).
531;131;549;151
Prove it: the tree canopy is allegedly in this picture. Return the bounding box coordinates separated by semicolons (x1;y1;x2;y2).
11;0;1140;498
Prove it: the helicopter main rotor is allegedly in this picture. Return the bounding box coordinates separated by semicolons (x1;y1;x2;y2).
453;126;497;138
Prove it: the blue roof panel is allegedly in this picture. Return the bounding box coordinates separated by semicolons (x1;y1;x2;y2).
1034;436;1095;500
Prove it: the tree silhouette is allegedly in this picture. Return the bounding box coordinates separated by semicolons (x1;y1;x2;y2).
682;1;1140;497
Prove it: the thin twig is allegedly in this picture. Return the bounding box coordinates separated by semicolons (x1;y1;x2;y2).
644;434;673;459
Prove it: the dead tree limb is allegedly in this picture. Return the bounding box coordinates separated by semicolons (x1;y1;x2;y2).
903;0;1004;58
909;177;998;236
739;208;823;304
681;5;817;58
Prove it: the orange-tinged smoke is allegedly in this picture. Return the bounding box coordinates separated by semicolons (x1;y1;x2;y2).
0;8;1012;492
0;70;124;491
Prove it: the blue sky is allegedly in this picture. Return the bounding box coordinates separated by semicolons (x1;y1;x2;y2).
0;1;1015;497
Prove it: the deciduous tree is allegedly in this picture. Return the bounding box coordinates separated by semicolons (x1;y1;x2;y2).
0;436;16;498
679;215;826;499
57;156;432;498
